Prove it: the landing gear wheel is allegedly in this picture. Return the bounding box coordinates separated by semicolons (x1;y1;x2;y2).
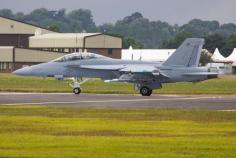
140;86;152;96
73;87;81;94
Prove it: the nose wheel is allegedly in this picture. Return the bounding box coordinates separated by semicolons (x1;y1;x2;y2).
73;87;81;94
69;78;90;95
140;86;152;96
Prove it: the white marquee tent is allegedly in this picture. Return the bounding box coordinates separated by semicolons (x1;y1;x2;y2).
211;48;227;62
210;48;236;74
225;48;236;63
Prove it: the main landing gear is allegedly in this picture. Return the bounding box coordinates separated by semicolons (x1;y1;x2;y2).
135;82;162;96
135;84;153;96
140;86;152;96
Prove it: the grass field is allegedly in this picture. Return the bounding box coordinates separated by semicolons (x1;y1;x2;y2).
0;106;235;158
0;73;236;94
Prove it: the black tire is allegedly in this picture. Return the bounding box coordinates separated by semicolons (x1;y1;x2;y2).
148;90;153;96
73;88;81;94
140;86;152;96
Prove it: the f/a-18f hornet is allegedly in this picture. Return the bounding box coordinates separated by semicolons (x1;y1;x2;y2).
13;38;218;96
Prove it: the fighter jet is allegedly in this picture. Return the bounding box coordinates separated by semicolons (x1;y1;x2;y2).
13;38;218;96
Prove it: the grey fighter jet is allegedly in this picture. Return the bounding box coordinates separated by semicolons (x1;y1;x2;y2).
13;38;218;96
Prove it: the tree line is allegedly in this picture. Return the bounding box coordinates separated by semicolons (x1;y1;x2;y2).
1;8;236;56
161;32;236;57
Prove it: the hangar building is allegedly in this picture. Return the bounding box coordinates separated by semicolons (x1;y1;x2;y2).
0;16;122;72
0;47;67;72
0;15;55;48
29;33;122;58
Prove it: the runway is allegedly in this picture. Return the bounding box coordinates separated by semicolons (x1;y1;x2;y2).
0;93;235;110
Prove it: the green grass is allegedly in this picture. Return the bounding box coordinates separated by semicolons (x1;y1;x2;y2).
0;106;235;158
0;73;236;94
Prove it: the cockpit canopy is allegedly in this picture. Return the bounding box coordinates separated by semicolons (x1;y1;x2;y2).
53;52;108;62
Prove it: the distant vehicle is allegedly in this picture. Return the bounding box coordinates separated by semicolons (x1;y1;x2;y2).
13;38;218;96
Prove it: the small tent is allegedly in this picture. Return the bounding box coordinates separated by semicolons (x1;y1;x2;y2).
225;48;236;62
211;48;227;62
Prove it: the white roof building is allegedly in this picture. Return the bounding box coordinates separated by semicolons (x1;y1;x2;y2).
122;47;236;65
122;46;175;62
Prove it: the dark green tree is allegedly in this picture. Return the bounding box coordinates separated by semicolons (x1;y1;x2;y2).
105;33;143;49
100;12;175;48
98;23;114;33
0;9;14;18
222;34;236;57
123;37;144;49
219;23;236;37
160;32;193;48
3;8;236;51
204;33;226;54
67;9;97;32
47;25;60;32
180;19;220;37
15;12;25;21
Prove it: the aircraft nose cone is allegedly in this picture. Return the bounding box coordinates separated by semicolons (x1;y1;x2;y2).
13;66;31;76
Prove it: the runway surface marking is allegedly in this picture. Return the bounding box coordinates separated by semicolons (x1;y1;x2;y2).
3;96;220;106
218;110;236;112
0;92;140;95
0;92;82;95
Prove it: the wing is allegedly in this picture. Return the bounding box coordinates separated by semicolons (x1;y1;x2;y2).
183;72;218;76
68;64;167;75
67;64;124;71
67;64;169;83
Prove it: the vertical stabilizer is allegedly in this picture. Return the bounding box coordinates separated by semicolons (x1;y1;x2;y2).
163;38;204;67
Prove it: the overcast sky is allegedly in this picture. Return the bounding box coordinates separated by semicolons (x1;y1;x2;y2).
0;0;235;25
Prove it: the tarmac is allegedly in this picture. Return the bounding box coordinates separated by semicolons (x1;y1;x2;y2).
0;93;236;110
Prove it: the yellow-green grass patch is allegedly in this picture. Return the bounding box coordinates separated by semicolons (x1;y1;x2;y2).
0;106;235;158
0;73;236;94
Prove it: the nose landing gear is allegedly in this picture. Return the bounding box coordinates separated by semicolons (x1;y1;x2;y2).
69;78;89;95
73;87;81;94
